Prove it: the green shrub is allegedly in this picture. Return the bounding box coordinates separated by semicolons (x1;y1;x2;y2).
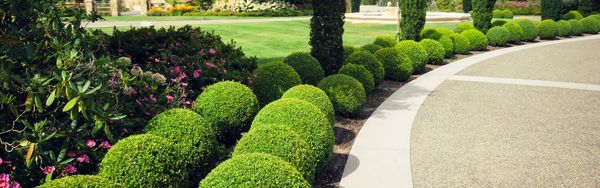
556;20;572;37
568;19;585;35
591;15;600;21
374;48;414;81
421;27;443;40
472;0;496;32
194;81;259;144
99;134;187;187
281;85;336;126
503;22;524;43
582;16;600;34
400;0;427;40
486;26;511;46
233;125;316;181
541;0;562;20
493;9;503;18
283;52;325;85
318;74;367;117
502;10;514;18
395;40;428;72
537;19;559;39
492;20;507;26
454;22;476;33
438;35;455;57
251;98;334;167
253;61;302;105
461;29;489;50
344;45;358;60
419;39;446;64
311;0;345;75
562;10;584;20
338;64;375;93
345;51;385;86
199;153;311;188
37;175;122;188
515;19;539;41
436;28;455;36
360;43;384;54
449;33;471;54
374;35;398;47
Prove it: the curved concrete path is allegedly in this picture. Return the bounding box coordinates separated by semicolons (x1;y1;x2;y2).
340;35;600;187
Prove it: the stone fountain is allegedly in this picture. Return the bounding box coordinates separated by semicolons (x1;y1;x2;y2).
346;0;471;23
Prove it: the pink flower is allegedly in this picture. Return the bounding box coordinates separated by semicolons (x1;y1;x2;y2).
209;48;216;54
173;66;181;74
193;69;201;78
182;100;191;105
67;151;76;158
0;157;3;165
43;166;55;175
149;95;157;103
166;95;175;102
0;174;8;182
205;62;216;68
100;141;112;149
0;180;8;188
181;82;188;87
63;164;77;174
8;183;20;188
76;154;90;163
85;139;96;148
154;58;161;63
198;49;205;55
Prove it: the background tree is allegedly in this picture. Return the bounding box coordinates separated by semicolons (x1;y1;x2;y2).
310;0;346;75
472;0;497;32
352;0;361;12
400;0;427;40
578;0;600;16
542;0;562;20
463;0;472;13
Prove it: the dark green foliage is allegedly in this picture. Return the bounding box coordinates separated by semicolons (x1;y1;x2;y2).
360;44;384;54
562;10;584;20
578;0;600;16
419;39;446;64
421;28;443;40
282;85;336;126
199;153;311;188
450;33;471;54
99;134;187;187
344;45;359;60
395;40;428;72
352;0;361;12
193;81;259;144
503;22;524;43
472;0;497;32
345;51;385;85
374;35;398;47
542;0;562;20
486;26;511;46
374;48;414;81
492;20;508;26
461;29;489;50
37;175;122;188
311;0;347;75
436;0;456;12
251;98;334;167
568;19;585;35
400;0;428;40
283;52;325;85
515;19;539;41
438;35;455;57
253;62;302;105
582;16;600;33
318;74;367;117
537;19;559;39
556;20;572;36
463;0;472;13
339;64;375;92
454;22;477;33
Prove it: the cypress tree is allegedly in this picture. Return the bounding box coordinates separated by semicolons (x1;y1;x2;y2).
400;0;427;40
352;0;361;12
542;0;563;21
472;0;497;32
311;0;346;75
463;0;472;13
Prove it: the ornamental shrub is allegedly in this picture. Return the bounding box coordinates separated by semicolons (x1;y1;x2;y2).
438;35;455;57
233;125;316;181
419;39;446;64
283;52;325;85
472;0;497;32
400;0;427;40
251;98;334;167
374;48;414;81
492;20;507;26
199;153;311;188
339;64;375;93
568;19;585;36
541;0;562;21
395;40;428;72
503;22;524;43
556;20;572;37
318;74;367;117
194;81;259;144
37;175;122;188
344;45;358;60
99;134;187;187
486;26;511;46
282;85;336;126
311;0;346;75
537;19;559;39
360;44;384;54
454;22;477;33
502;10;514;19
449;33;471;54
436;28;455;36
461;29;489;50
421;28;443;40
515;19;539;41
253;61;302;105
562;10;584;20
345;51;385;85
582;16;600;34
493;9;503;18
374;35;398;47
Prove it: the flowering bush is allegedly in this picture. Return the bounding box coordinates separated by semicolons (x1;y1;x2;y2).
148;8;170;16
211;0;297;12
495;1;541;15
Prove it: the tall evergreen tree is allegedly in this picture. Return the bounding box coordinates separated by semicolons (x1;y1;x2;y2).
463;0;472;13
400;0;427;40
542;0;562;20
310;0;346;75
472;0;497;32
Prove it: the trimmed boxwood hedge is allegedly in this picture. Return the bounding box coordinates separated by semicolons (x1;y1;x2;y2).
436;28;455;36
454;22;476;33
492;20;507;27
373;35;397;47
421;27;443;40
283;52;325;85
338;64;375;93
318;74;367;118
374;47;414;81
503;22;523;43
582;16;600;34
251;98;334;167
562;10;584;20
438;35;455;57
419;39;446;65
395;40;428;72
449;33;471;54
556;20;572;37
281;84;335;126
360;43;384;54
99;134;187;187
568;19;584;36
199;153;311;188
37;175;122;188
515;19;539;41
345;51;385;86
537;19;559;39
253;61;302;105
461;29;489;50
486;26;511;46
344;45;358;60
194;81;259;144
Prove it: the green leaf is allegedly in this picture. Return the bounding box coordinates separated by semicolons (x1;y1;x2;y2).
46;89;56;106
34;95;44;112
58;158;74;165
57;148;67;162
86;84;102;95
109;115;127;121
62;97;79;112
56;58;63;68
92;120;104;135
81;80;91;93
104;125;115;142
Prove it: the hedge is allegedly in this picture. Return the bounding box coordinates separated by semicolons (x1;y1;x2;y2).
344;45;358;60
503;22;524;43
37;175;122;188
318;74;367;117
345;51;385;86
438;35;455;57
360;43;384;54
515;19;539;41
373;35;398;47
421;27;443;40
374;47;414;81
461;29;489;50
253;61;302;105
283;52;325;85
311;0;346;75
486;26;511;46
419;39;446;65
395;40;428;72
338;64;375;93
400;0;427;40
454;22;476;33
281;84;336;126
582;16;600;34
449;33;471;54
562;10;584;20
568;19;585;36
472;0;497;32
537;19;559;39
556;20;572;37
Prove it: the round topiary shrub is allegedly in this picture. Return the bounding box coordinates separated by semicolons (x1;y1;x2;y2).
502;10;513;19
421;27;443;40
435;28;455;36
345;51;385;86
438;35;455;57
503;22;523;43
194;81;259;144
199;153;311;188
515;19;539;41
251;98;334;167
233;125;316;181
37;175;122;188
283;52;325;85
493;9;503;18
568;19;584;36
562;10;583;20
454;22;476;33
374;47;414;81
338;64;375;93
461;29;489;50
281;84;335;126
556;20;572;37
253;61;302;105
317;74;367;118
99;134;187;187
373;35;397;47
360;43;384;54
419;39;446;65
537;19;559;39
591;14;600;21
344;45;358;60
492;20;507;27
582;16;600;34
395;40;428;72
449;33;471;54
486;26;511;46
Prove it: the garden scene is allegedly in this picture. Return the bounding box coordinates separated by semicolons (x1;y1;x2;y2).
1;0;600;187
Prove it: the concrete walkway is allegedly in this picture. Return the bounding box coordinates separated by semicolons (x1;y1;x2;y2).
84;17;310;28
340;35;600;187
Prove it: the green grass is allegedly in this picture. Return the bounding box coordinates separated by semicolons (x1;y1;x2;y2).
97;16;265;21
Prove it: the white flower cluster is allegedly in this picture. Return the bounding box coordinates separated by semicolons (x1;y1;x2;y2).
211;0;296;12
